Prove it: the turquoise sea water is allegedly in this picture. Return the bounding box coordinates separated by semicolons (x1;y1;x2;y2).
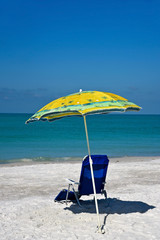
0;113;160;163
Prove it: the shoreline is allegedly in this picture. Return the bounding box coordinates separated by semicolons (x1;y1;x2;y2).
0;156;159;167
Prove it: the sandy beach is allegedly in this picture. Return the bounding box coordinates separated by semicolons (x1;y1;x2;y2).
0;156;160;240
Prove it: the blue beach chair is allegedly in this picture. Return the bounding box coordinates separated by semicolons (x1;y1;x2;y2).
65;155;109;206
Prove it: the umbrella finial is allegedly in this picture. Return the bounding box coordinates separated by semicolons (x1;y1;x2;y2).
79;89;82;92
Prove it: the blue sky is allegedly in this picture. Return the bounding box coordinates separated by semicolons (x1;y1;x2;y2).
0;0;160;114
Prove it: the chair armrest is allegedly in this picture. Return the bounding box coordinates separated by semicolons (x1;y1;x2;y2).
65;178;79;185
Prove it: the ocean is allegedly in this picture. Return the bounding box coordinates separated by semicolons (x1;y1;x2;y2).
0;113;160;164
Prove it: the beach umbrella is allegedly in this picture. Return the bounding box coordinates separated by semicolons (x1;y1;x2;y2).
26;90;141;233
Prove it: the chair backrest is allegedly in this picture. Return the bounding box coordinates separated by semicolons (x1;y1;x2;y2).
78;155;109;196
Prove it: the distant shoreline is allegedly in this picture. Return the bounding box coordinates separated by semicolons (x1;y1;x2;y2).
0;156;159;167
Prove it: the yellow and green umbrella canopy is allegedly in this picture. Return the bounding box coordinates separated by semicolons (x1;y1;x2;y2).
26;90;141;123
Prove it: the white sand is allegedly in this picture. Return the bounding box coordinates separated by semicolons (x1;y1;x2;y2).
0;157;160;240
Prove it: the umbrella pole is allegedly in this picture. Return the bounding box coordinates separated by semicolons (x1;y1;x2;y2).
83;115;103;233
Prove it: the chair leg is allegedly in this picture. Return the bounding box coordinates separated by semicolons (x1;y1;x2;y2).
66;184;71;205
71;186;82;207
102;190;107;199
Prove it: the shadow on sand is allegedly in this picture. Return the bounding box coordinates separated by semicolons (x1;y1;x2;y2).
64;197;155;215
64;198;155;229
64;197;155;229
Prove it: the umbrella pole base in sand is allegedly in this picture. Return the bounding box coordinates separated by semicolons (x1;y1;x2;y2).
97;226;105;234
